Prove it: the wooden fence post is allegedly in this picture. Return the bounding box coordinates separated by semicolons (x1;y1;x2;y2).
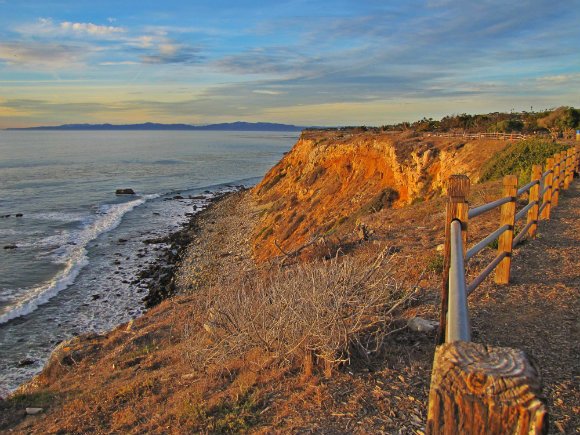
563;148;572;190
551;153;560;208
437;175;470;344
576;145;580;174
568;148;575;182
426;341;548;434
527;165;542;238
495;175;518;285
540;158;554;220
559;151;565;187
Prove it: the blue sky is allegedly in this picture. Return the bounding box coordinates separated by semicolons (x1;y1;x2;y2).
0;0;578;128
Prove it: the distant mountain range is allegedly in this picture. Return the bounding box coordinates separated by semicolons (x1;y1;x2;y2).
5;121;305;132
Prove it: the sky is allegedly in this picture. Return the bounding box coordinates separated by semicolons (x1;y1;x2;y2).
0;0;579;128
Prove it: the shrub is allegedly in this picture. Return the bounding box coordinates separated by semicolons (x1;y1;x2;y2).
480;138;567;184
183;248;414;371
260;172;286;192
359;187;399;215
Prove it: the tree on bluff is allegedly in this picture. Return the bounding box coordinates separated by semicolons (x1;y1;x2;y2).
537;106;580;138
488;119;524;133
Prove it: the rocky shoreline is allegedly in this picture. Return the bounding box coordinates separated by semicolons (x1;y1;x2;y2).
135;187;248;308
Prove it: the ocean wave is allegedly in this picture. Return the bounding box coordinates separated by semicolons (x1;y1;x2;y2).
0;195;157;325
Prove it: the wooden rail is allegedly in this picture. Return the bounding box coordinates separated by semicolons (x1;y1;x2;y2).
427;145;579;434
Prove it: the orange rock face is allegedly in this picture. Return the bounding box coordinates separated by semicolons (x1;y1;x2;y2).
252;130;507;262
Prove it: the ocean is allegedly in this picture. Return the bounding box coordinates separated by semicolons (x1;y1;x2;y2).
0;130;298;392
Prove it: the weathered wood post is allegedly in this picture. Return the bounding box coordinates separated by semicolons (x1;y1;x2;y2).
437;175;470;344
540;158;554;220
563;148;573;190
559;152;566;190
575;145;580;174
495;175;518;285
551;153;560;208
426;341;548;434
527;165;542;238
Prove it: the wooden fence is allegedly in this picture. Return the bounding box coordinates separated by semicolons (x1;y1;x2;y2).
426;145;579;434
424;131;537;140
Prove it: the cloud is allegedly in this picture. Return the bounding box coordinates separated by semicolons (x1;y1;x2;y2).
17;18;126;39
59;21;125;36
99;61;139;66
252;90;285;95
215;49;308;75
537;73;580;84
140;43;202;64
0;42;87;68
8;18;204;67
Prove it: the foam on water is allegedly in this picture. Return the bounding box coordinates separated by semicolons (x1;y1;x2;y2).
0;195;157;324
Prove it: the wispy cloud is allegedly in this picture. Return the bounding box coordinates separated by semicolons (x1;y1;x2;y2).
17;18;126;39
252;89;285;95
0;41;88;68
7;17;204;68
140;43;202;64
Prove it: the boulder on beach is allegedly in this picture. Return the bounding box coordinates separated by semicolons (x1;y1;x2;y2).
115;188;135;195
18;358;36;367
4;244;17;250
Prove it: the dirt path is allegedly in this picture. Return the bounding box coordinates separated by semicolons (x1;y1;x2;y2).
469;180;580;434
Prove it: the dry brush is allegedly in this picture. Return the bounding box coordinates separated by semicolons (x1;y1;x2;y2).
182;247;418;375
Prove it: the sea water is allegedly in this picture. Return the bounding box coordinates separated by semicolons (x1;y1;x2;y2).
0;130;298;391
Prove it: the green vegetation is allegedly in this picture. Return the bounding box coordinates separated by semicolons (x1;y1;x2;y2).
178;392;259;432
537;106;580;138
2;390;56;408
488;119;524;133
260;171;286;192
426;253;444;274
479;138;568;184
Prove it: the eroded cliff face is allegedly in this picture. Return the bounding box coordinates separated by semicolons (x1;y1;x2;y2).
252;130;507;261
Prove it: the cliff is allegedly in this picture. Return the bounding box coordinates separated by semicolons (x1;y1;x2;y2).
252;130;508;261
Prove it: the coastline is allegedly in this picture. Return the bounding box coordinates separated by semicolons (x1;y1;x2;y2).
0;187;257;397
0;185;248;395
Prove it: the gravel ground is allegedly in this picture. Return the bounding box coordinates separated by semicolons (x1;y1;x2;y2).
174;190;261;293
468;180;580;434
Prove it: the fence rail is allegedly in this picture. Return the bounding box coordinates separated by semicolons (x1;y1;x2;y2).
426;144;580;434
